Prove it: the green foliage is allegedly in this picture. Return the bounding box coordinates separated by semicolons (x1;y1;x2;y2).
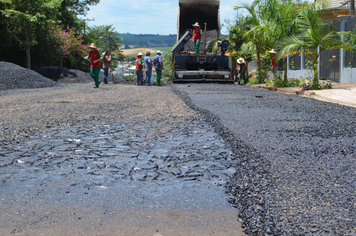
46;24;87;69
0;0;62;38
238;42;256;62
86;25;122;53
228;25;246;53
266;76;302;88
67;0;99;16
266;75;332;90
277;5;350;87
344;27;356;67
235;0;279;83
301;80;332;90
0;0;63;68
247;77;260;84
162;51;172;80
253;51;272;83
0;0;101;69
206;39;219;53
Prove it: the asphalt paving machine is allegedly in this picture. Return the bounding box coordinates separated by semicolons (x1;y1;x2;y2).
171;0;234;82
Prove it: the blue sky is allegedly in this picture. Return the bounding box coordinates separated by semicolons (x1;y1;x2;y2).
85;0;244;35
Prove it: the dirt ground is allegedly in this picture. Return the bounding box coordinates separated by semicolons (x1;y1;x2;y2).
121;48;155;55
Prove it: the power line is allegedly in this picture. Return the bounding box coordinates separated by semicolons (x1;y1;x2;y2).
91;20;174;28
80;18;95;35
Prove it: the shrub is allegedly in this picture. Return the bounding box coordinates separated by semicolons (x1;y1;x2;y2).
248;77;260;84
46;24;88;70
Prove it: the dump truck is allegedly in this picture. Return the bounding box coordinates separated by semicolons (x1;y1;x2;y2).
171;0;234;83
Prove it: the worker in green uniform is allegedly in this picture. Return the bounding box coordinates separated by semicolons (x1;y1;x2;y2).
237;57;248;85
84;43;103;88
192;22;203;54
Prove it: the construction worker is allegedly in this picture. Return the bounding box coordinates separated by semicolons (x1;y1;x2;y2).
269;49;278;75
153;50;163;86
84;43;103;88
237;57;248;85
192;22;203;54
136;52;144;86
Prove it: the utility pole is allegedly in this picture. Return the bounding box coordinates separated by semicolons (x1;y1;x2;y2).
351;0;355;39
80;18;95;35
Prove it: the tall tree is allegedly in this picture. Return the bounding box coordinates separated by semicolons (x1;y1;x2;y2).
0;0;62;68
56;0;100;33
235;1;276;82
257;0;301;81
69;0;99;16
87;25;123;56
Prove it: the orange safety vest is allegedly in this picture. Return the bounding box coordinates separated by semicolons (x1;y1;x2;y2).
271;54;279;67
135;58;143;69
238;62;247;73
193;28;202;42
89;50;101;69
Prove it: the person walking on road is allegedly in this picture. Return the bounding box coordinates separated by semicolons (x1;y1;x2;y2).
144;51;152;86
84;43;103;88
192;22;203;54
153;50;163;86
136;52;144;86
102;50;112;84
237;57;248;85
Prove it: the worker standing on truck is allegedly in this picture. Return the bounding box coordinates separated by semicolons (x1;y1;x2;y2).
192;22;203;54
237;57;248;85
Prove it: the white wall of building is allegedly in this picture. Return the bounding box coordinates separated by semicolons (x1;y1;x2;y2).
340;68;356;84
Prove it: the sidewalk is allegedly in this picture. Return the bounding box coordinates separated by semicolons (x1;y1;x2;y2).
252;83;356;108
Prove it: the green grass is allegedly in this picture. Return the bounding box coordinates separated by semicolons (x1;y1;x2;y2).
152;47;171;54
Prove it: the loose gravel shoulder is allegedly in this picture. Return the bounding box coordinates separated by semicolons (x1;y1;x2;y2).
0;62;58;90
173;84;356;235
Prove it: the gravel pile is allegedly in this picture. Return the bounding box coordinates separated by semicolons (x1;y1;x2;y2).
183;30;219;53
35;66;80;81
174;84;356;235
35;66;131;84
0;62;58;90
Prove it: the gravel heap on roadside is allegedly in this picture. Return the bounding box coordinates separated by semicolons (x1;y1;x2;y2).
35;66;131;84
0;62;58;90
35;66;80;81
35;66;95;83
173;84;356;235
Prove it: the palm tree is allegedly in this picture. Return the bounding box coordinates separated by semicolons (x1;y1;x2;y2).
235;1;276;82
257;0;301;81
277;5;350;88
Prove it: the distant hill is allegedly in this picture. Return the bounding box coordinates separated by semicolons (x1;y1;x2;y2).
119;33;177;48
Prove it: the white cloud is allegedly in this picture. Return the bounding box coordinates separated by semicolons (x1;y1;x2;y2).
85;0;252;35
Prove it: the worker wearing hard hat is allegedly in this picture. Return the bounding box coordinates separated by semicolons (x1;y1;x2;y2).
192;22;203;54
136;52;144;85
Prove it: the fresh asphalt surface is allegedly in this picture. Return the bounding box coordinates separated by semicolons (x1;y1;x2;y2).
174;83;356;235
1;80;356;235
0;83;245;236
